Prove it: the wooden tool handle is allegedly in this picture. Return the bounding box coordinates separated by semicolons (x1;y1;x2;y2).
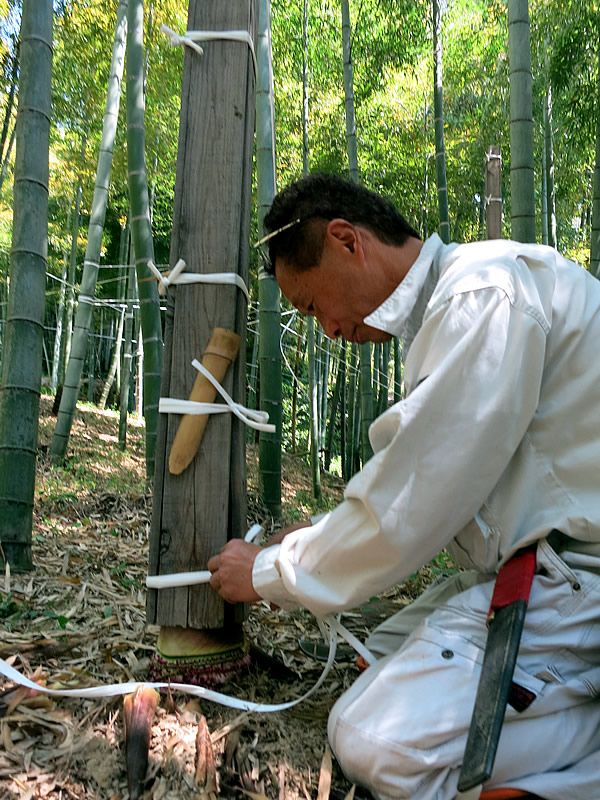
168;328;241;475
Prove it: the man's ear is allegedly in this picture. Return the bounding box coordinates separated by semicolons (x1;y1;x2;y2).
326;218;359;254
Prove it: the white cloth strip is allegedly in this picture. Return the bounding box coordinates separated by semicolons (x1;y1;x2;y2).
245;524;264;543
147;258;250;302
146;525;264;590
159;360;275;434
328;616;376;666
0;614;341;714
146;570;211;589
160;24;257;78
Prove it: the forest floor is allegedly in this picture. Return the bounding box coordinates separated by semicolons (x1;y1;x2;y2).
0;397;454;800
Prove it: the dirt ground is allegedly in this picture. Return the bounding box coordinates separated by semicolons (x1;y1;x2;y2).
0;397;444;800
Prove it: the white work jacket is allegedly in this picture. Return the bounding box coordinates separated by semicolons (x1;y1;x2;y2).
253;234;600;618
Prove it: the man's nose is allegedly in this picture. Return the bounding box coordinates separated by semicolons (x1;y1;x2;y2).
319;315;341;340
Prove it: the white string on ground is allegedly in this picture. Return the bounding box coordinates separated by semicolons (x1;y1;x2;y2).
0;611;374;715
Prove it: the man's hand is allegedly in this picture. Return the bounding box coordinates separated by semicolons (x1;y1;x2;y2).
207;540;262;604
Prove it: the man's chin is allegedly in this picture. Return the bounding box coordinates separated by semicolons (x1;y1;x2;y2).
356;328;392;344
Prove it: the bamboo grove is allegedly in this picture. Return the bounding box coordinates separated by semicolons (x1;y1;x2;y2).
0;0;598;566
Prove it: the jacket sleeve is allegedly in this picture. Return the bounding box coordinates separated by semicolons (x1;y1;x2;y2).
253;286;548;618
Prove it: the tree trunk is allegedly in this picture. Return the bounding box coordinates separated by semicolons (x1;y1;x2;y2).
0;0;52;571
257;0;282;517
508;0;535;243
485;145;502;239
51;0;128;462
147;0;257;631
126;0;163;479
433;0;450;244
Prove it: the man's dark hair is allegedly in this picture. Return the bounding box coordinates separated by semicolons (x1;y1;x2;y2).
261;173;420;274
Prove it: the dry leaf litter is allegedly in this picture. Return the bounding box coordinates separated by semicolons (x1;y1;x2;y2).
0;396;442;800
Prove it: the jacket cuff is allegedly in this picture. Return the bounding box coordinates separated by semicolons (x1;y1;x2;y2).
252;545;300;611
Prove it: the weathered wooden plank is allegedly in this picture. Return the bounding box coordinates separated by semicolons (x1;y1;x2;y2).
485;145;502;240
148;0;256;630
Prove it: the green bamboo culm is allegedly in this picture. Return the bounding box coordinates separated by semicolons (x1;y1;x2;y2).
590;34;600;279
325;341;344;472
341;0;373;464
126;0;163;480
543;54;557;250
50;0;128;463
301;0;322;502
341;0;358;185
256;0;282;518
344;343;358;480
0;0;52;571
307;315;322;502
433;0;450;245
508;0;536;243
119;264;136;450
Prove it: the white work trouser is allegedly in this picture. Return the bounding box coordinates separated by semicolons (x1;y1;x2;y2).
328;540;600;800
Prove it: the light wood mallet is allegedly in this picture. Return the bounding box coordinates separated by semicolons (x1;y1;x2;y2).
168;327;241;475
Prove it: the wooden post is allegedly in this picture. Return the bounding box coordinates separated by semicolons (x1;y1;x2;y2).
147;1;256;633
485;145;502;240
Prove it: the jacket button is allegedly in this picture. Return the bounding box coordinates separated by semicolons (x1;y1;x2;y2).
441;649;454;659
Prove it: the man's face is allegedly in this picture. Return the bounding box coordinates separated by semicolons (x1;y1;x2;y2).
275;227;392;344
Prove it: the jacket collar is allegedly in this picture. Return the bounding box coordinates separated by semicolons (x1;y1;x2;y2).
363;234;446;344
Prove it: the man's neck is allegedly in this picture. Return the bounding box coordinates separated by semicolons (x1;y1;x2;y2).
377;235;424;293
